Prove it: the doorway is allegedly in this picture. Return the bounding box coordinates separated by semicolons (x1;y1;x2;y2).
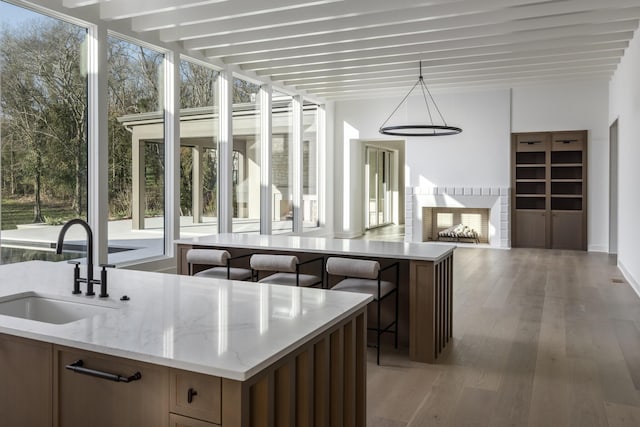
365;147;394;229
609;119;619;256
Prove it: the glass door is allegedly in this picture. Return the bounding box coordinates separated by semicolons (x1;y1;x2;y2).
365;147;393;229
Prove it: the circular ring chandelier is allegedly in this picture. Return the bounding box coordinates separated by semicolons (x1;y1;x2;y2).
379;62;462;137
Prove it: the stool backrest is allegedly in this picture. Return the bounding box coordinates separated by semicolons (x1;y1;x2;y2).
326;257;379;279
186;249;230;266
250;254;299;273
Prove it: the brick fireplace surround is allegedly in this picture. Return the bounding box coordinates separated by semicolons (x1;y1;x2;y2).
406;186;510;248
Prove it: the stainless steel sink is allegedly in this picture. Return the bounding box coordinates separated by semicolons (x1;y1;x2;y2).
0;292;118;324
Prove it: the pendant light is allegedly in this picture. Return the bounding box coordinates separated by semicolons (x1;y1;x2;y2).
379;61;462;137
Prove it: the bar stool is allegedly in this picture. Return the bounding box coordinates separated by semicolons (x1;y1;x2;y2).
326;257;399;365
186;249;252;281
250;254;324;287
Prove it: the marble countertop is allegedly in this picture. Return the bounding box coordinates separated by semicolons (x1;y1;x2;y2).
0;261;370;381
176;233;456;262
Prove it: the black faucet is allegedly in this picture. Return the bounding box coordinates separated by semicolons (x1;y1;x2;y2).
56;218;112;297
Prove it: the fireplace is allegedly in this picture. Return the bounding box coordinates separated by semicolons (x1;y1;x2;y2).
406;186;510;248
422;207;490;243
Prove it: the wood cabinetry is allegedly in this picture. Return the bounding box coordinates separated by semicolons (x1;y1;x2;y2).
2;306;367;426
54;346;170;427
511;130;587;250
0;334;53;427
170;369;221;425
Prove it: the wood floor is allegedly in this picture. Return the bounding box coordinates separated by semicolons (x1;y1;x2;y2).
367;247;640;427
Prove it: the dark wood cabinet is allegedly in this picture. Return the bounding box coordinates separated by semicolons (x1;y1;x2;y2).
0;334;53;427
55;346;170;427
511;130;587;250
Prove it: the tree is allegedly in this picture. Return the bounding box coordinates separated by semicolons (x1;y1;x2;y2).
0;19;87;221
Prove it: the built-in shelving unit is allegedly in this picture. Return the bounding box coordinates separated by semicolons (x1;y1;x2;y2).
511;130;587;250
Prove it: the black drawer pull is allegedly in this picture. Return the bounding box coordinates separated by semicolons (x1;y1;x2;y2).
521;140;541;145
187;387;198;403
558;139;577;144
65;360;142;383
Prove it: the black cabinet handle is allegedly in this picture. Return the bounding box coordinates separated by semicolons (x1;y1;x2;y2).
187;387;198;403
65;360;142;383
520;140;541;145
557;139;577;144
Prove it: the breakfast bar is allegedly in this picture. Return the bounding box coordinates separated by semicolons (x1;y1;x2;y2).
176;234;456;363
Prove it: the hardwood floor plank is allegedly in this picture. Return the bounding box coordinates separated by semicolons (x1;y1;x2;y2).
568;358;609;427
604;402;640;427
451;387;497;427
613;319;640;391
362;248;640;427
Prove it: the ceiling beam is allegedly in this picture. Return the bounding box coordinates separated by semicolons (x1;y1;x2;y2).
292;63;618;90
183;0;640;49
232;32;630;70
161;0;550;42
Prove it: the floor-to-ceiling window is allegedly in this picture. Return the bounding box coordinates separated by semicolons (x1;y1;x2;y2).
271;91;294;234
178;59;219;238
366;147;392;229
107;35;165;260
303;101;320;231
232;77;261;233
0;1;88;263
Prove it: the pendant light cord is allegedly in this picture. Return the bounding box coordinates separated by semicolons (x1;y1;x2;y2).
379;77;421;130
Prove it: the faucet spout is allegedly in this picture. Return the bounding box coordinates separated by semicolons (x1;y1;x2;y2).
56;218;95;296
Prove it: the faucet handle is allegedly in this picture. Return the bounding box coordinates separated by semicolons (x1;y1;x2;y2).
98;264;115;298
67;260;81;265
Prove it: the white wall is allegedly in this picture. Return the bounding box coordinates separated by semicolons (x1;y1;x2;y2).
333;88;511;236
609;29;640;294
333;81;609;251
512;79;610;252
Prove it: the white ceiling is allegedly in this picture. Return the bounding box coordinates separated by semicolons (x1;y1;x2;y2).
59;0;639;101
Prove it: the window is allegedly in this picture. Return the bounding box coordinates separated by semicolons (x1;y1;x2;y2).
272;91;294;234
179;59;219;238
232;77;261;233
0;1;88;263
107;35;165;260
303;101;320;231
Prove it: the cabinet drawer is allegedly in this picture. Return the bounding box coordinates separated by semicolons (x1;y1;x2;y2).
170;413;218;427
170;369;221;424
55;346;169;427
551;131;585;151
515;133;549;152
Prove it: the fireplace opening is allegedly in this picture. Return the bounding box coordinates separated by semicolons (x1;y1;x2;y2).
422;207;490;244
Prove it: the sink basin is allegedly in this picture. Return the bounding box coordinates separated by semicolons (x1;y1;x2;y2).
0;292;117;324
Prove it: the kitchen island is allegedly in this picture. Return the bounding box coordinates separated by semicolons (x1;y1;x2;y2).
176;234;456;363
0;261;370;426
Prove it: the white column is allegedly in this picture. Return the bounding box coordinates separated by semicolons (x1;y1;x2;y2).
87;23;109;264
318;104;327;230
218;68;233;233
292;96;303;234
164;51;180;256
260;84;272;235
131;135;145;230
192;146;203;224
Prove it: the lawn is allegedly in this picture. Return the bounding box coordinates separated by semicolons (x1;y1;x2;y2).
1;198;77;230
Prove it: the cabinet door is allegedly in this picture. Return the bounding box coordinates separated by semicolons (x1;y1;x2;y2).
170;369;221;424
551;211;584;250
0;334;52;427
514;211;547;248
170;413;217;427
55;346;169;427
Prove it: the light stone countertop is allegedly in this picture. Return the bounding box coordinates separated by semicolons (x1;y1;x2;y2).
0;261;371;381
176;233;456;262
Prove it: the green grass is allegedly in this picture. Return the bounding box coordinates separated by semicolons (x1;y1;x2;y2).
1;198;77;230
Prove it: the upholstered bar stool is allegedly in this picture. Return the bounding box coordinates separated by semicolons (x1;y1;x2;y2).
186;249;252;281
326;257;399;365
250;254;324;287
